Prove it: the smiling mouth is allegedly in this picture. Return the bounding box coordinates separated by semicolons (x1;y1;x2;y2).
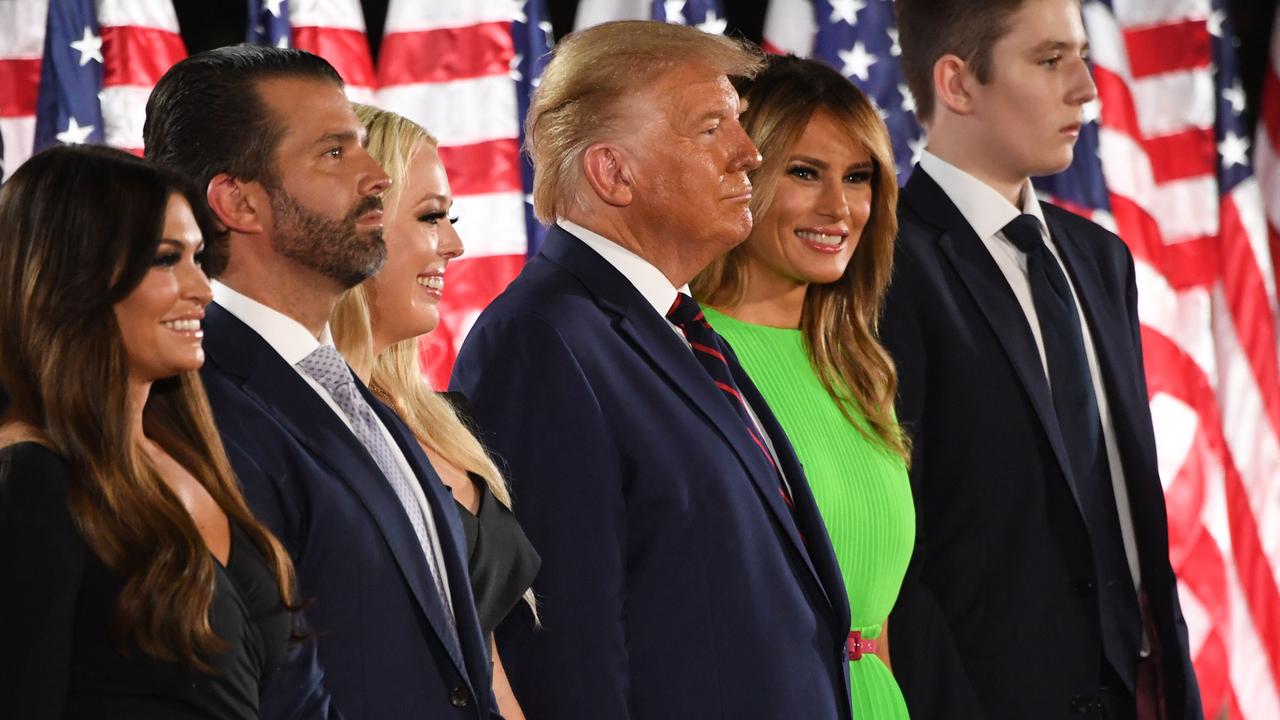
796;230;847;251
161;318;203;335
417;275;444;295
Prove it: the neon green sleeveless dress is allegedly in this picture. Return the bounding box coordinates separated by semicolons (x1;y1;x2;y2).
705;307;914;719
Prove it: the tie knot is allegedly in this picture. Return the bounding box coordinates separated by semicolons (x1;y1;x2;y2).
666;292;706;328
1002;214;1045;255
297;344;354;394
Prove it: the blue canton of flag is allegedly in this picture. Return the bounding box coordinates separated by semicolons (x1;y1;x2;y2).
811;0;921;181
513;0;553;256
34;0;104;152
1211;0;1253;195
652;0;727;34
247;0;292;48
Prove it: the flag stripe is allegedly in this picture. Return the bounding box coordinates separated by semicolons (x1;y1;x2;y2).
101;25;186;88
293;26;376;89
1123;19;1210;79
378;22;514;86
385;0;521;32
0;58;41;116
1143;127;1216;183
377;76;521;147
437;138;523;196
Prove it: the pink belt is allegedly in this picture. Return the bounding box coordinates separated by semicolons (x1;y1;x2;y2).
847;630;878;661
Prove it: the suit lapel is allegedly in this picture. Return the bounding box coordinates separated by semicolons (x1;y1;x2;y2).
203;303;472;685
539;228;824;594
904;171;1081;510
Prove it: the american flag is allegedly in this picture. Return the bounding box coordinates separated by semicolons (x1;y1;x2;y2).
573;0;725;34
759;0;1280;716
1260;14;1280;334
247;0;377;105
0;0;185;181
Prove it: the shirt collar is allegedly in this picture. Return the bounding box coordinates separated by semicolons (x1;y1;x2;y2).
211;280;334;366
919;150;1049;241
558;219;688;317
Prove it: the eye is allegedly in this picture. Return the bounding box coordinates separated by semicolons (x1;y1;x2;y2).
787;164;818;181
324;146;343;159
419;211;448;225
152;251;182;268
1039;55;1062;69
845;169;873;184
193;250;207;267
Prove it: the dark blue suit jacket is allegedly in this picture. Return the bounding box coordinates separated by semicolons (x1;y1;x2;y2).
881;168;1203;719
450;226;853;720
200;302;498;720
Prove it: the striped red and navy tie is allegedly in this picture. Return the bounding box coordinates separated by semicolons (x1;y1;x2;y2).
667;293;795;511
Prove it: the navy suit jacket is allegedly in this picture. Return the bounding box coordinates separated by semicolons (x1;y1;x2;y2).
881;168;1203;719
200;302;498;720
450;226;853;720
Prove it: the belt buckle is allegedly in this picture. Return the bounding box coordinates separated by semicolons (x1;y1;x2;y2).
847;630;878;661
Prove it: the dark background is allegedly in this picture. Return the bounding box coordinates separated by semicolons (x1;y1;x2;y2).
173;0;1280;137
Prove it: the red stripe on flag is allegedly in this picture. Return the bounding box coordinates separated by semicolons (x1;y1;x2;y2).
761;40;785;55
1095;65;1143;139
0;57;40;117
1141;329;1280;698
378;21;514;87
293;26;376;89
101;25;186;88
437;138;523;196
1122;19;1211;79
1143;128;1216;184
1108;195;1218;290
1218;196;1280;436
1261;63;1280;163
420;253;524;389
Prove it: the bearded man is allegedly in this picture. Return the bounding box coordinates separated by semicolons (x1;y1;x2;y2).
145;46;501;720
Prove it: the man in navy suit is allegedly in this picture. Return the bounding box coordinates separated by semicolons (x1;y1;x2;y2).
144;46;498;719
882;1;1202;718
450;21;853;720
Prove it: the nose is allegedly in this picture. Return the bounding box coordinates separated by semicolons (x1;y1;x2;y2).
439;219;465;261
817;178;851;221
183;257;214;306
1069;57;1098;106
727;122;762;174
356;146;393;197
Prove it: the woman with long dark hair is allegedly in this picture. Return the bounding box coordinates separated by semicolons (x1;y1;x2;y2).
692;55;913;718
0;145;311;719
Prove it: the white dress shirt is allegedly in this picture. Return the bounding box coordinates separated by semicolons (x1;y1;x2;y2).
919;151;1144;601
558;220;792;492
212;281;454;607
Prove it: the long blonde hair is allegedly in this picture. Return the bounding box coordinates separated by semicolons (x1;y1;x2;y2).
334;104;535;614
692;56;909;463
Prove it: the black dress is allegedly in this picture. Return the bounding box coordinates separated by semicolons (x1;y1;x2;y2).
0;442;291;719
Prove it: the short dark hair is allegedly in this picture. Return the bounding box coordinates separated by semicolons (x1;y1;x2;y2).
143;44;343;194
895;0;1072;121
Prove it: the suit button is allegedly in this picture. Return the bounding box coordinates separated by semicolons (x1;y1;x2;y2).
449;686;470;708
1073;579;1096;595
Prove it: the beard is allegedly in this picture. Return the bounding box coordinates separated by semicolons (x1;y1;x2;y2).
268;187;387;289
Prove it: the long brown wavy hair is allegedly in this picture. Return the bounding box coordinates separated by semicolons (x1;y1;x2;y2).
692;55;909;463
0;145;297;671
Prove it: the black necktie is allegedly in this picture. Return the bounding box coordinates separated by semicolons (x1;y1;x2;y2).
1002;215;1143;685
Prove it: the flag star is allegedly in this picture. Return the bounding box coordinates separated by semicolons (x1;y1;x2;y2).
1082;98;1101;124
510;53;523;82
508;0;526;24
697;9;727;35
887;27;901;57
56;117;95;145
538;20;553;43
1219;130;1249;169
264;0;284;18
1223;79;1246;115
829;0;866;25
1207;8;1224;38
664;0;686;25
69;27;103;66
908;134;927;166
871;96;888;121
276;35;289;48
898;83;916;115
838;42;877;82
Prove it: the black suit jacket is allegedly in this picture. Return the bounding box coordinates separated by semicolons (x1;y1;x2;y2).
450;226;853;720
881;168;1203;719
200;302;498;720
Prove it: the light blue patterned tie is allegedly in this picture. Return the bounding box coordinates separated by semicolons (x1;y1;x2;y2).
297;344;457;636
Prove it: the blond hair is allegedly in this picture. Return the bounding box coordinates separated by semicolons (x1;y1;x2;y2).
692;56;909;463
335;104;536;615
525;20;764;224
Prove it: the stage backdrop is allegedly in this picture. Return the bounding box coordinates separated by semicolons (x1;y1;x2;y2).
2;1;1279;717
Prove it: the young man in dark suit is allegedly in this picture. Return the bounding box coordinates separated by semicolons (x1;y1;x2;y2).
144;46;499;720
451;20;854;720
882;0;1204;718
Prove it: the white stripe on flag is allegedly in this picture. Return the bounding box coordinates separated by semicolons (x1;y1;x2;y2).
385;0;523;33
97;0;181;32
452;191;532;258
290;0;367;31
377;76;520;147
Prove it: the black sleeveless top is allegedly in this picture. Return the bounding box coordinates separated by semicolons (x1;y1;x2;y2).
0;442;291;719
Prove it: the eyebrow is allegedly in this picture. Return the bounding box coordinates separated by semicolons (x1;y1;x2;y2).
313;130;362;148
790;155;875;172
1031;39;1088;54
412;193;451;207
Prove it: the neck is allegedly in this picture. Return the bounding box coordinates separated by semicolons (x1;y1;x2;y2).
718;266;807;329
218;261;342;340
126;376;152;446
926;128;1026;208
566;211;694;288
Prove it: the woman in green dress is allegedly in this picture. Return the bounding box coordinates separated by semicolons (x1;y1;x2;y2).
692;55;913;718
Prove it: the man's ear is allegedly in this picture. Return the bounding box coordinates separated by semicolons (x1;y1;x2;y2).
933;54;976;116
206;173;268;235
581;142;634;208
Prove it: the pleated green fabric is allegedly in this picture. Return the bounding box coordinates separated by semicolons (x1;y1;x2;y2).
705;307;914;719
